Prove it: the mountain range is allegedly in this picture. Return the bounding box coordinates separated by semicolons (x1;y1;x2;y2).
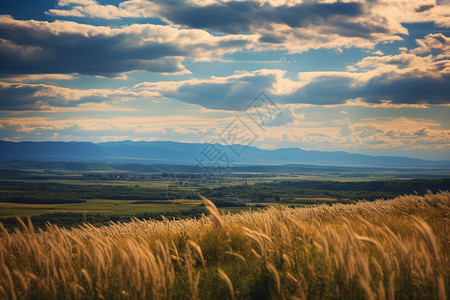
0;140;448;168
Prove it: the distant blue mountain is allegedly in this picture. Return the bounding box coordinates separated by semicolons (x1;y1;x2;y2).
0;140;448;168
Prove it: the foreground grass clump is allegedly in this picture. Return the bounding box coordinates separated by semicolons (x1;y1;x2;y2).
1;192;449;299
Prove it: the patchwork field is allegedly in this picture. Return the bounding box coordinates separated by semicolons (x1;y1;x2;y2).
0;199;199;217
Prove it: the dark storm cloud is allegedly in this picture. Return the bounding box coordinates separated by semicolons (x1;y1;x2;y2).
286;76;357;105
362;74;450;105
157;1;364;35
42;0;450;54
0;18;180;76
144;67;450;110
322;18;391;39
0;16;252;77
415;4;435;12
0;83;105;110
163;73;276;110
282;73;450;106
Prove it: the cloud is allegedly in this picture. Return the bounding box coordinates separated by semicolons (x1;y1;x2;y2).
258;106;305;127
342;98;430;109
282;72;450;106
5;1;450;79
134;50;450;110
0;15;254;77
0;115;225;144
48;0;145;19
333;117;450;152
50;0;365;31
255;116;448;155
283;47;450;106
370;0;450;27
1;110;448;159
411;33;450;54
46;0;447;52
157;1;363;34
13;62;447;113
1;74;75;82
356;125;384;138
340;121;355;137
135;69;284;110
414;127;429;137
0;82;156;111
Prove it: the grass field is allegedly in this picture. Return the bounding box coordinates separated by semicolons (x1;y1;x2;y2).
0;178;174;188
0;191;448;299
0;200;303;224
0;199;311;219
0;199;203;218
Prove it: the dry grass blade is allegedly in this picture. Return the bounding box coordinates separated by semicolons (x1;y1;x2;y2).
225;251;246;262
200;195;223;227
217;268;235;300
188;240;205;267
412;216;441;265
267;263;281;295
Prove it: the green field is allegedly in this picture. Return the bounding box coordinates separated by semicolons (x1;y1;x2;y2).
0;199;203;218
0;178;174;188
0;200;315;220
0;169;448;231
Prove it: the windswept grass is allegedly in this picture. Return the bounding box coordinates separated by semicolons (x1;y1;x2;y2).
0;191;449;299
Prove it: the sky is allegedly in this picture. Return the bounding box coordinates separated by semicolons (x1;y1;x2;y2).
0;0;449;160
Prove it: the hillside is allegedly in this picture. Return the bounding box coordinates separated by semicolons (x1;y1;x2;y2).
1;191;448;299
1;140;449;167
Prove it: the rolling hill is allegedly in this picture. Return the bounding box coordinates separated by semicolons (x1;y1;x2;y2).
0;140;448;168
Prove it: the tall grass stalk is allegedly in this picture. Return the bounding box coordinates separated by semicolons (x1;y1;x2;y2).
0;191;448;299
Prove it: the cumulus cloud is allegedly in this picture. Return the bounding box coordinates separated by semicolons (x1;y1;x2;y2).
411;33;450;54
45;0;450;52
356;125;384;138
282;47;450;106
1;74;75;82
5;1;450;78
50;0;365;32
414;127;429;137
133;48;450;110
333;117;450;152
0;115;225;144
367;0;450;28
0;15;254;77
6;43;448;112
258;106;305;127
0;82;156;111
157;1;364;34
135;69;284;110
48;0;146;19
340;121;355;137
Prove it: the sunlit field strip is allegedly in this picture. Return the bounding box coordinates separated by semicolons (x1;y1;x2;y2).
0;199;201;218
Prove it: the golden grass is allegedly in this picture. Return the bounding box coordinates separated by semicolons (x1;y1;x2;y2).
0;191;449;299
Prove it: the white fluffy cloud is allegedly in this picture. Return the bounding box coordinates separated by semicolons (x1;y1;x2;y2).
48;0;146;19
411;33;450;54
256;106;305;127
